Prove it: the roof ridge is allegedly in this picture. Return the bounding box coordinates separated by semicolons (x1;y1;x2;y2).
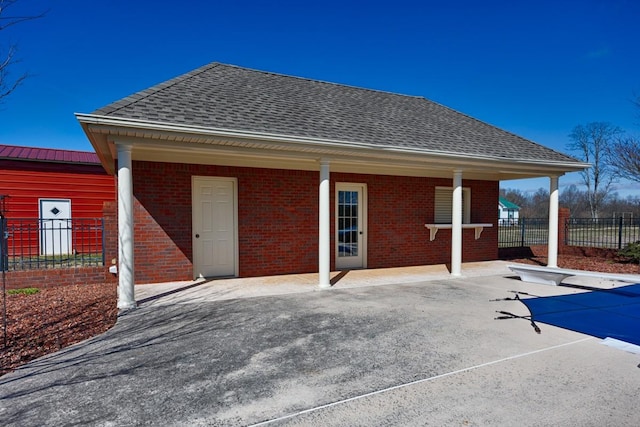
95;61;425;115
216;63;425;100
84;62;584;166
217;64;575;161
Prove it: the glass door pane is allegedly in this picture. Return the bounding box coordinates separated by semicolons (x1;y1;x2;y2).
338;190;358;258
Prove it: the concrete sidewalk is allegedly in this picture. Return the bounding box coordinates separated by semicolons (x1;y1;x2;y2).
135;261;522;305
1;262;639;426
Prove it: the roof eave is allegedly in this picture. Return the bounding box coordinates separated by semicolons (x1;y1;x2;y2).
76;114;117;175
75;113;590;178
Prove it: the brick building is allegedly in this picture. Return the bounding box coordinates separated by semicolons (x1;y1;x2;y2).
76;63;589;309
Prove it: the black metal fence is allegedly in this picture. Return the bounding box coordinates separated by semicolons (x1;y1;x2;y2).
0;217;7;272
498;218;549;248
565;217;640;249
0;218;105;270
499;217;640;249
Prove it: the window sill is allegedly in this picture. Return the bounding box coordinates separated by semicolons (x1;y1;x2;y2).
424;223;493;241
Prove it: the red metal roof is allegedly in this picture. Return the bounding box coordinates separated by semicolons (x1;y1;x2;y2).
0;144;100;164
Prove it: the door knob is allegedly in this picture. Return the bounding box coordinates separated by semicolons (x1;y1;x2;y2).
195;234;200;238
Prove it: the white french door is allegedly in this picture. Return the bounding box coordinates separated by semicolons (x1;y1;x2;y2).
335;183;367;269
192;177;238;278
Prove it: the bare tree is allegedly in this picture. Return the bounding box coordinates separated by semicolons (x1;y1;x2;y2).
0;0;46;103
608;95;640;183
633;93;640;123
529;187;550;218
560;184;589;217
567;122;622;219
608;136;640;183
499;188;528;210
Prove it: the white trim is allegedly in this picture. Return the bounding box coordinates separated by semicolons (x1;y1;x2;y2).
38;198;72;256
424;223;493;241
335;182;368;270
76;113;591;177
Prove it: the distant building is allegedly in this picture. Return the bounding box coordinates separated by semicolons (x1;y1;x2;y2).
499;197;520;225
0;144;115;255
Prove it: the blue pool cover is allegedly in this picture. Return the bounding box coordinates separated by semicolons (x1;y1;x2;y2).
521;283;640;346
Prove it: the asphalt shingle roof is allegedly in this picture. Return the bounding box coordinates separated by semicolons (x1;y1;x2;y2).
93;63;578;163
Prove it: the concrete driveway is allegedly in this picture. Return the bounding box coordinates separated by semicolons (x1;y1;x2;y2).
1;262;639;426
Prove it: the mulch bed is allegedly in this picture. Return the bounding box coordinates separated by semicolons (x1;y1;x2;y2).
1;255;638;377
508;254;640;274
1;283;117;376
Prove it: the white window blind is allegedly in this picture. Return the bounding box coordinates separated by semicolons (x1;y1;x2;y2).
434;187;470;224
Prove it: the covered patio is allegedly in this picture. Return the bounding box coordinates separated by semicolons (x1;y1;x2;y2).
77;63;589;310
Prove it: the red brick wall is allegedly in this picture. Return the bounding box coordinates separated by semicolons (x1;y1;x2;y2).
127;161;499;283
330;174;498;268
238;168;318;277
103;201;117;270
5;267;115;290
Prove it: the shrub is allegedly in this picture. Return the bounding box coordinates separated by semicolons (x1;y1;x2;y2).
619;241;640;264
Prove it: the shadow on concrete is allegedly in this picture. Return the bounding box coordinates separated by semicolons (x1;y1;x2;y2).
136;278;217;306
330;270;350;286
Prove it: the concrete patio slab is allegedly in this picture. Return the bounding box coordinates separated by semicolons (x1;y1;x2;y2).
1;262;638;426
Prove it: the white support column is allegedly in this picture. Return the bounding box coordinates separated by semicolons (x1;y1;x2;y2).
547;175;559;268
117;143;136;310
318;159;331;288
451;170;463;277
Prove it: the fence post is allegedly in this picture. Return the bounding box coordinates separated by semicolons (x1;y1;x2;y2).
101;217;106;267
618;216;623;250
1;216;7;348
0;217;6;272
520;218;526;247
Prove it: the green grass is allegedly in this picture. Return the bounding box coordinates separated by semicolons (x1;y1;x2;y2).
7;287;40;296
7;253;103;270
499;224;640;249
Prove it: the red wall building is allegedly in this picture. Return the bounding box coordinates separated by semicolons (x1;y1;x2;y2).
0;144;115;256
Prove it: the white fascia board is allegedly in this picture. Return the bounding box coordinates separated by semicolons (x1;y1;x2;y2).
75;113;591;175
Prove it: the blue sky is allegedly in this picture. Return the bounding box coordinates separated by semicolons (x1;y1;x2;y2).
1;0;639;196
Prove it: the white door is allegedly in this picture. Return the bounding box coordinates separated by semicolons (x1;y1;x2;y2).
39;199;72;256
336;183;366;269
192;177;237;278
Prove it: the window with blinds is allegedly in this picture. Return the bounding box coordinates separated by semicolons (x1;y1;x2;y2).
434;187;471;224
